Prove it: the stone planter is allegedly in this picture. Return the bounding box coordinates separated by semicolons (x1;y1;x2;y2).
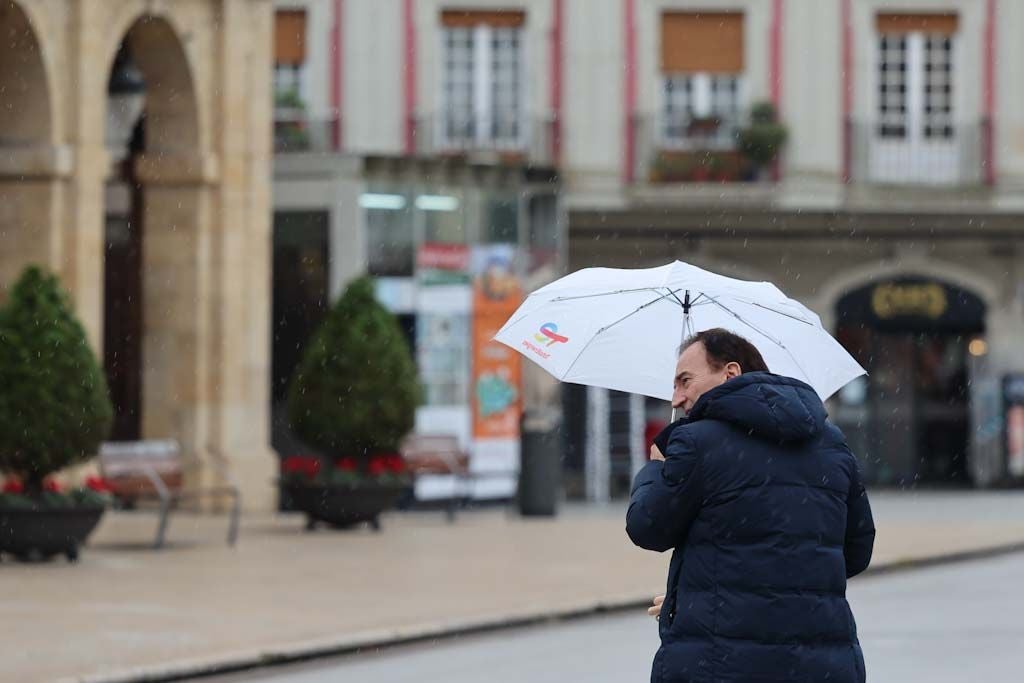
0;505;106;562
283;481;407;531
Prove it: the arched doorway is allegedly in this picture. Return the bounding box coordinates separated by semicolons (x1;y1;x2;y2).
833;277;987;486
103;15;202;442
0;0;56;290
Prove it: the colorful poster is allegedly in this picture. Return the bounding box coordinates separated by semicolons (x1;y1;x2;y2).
1004;375;1024;478
471;246;522;441
416;243;471;287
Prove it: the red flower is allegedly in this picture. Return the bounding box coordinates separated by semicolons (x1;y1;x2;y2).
336;457;358;472
84;476;112;493
283;456;321;479
2;479;24;494
43;478;63;493
368;458;387;476
387;455;406;474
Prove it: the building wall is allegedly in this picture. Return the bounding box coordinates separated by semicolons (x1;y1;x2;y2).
344;0;404;153
995;0;1024;189
783;0;843;185
563;0;623;204
294;1;1024;202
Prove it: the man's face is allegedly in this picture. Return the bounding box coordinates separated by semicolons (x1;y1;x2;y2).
672;342;741;415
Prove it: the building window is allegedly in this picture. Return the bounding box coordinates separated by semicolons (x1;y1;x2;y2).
274;10;307;105
660;12;744;148
875;14;957;142
877;35;907;138
923;35;954;139
482;193;518;244
440;10;525;149
363;191;415;277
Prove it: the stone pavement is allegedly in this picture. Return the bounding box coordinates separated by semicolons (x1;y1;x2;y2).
2;492;1024;683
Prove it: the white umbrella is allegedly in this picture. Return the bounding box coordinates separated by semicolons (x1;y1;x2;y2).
494;261;865;410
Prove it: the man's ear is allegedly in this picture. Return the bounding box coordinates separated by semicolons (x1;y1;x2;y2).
725;362;742;379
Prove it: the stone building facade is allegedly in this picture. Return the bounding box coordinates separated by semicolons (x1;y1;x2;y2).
0;0;277;510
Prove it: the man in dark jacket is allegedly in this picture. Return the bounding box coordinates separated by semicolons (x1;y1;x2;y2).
627;328;875;683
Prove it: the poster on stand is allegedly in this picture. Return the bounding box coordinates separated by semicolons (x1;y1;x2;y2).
470;246;523;495
414;244;473;501
1004;374;1024;478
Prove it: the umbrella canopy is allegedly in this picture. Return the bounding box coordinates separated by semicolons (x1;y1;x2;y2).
494;261;865;402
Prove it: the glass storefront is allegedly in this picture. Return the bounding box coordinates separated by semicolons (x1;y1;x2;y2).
361;171;562;501
832;278;986;487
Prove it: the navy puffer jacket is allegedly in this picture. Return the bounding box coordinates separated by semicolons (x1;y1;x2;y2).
627;372;875;683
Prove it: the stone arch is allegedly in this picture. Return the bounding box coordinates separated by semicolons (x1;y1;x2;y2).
105;13;202;153
816;258;999;331
0;0;53;146
0;0;64;298
101;12;212;454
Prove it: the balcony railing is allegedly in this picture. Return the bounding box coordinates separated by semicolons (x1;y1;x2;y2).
411;113;556;167
846;118;992;187
631;114;767;184
274;108;341;153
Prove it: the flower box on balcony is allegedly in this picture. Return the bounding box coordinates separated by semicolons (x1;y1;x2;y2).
649;150;751;184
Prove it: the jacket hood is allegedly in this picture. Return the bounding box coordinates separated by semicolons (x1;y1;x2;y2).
686;372;827;443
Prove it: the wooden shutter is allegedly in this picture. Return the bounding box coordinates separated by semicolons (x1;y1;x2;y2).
275;10;307;65
661;12;744;73
441;9;526;28
876;13;959;35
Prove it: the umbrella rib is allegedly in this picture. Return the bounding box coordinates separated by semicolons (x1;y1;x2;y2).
549;287;668;302
562;289;681;381
744;301;816;326
703;296;814;385
500;286;677;336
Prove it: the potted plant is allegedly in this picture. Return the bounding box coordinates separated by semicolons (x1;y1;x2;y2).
691;152;713;182
286;276;420;530
0;266;114;562
737;101;789;180
273;89;311;151
650;151;694;183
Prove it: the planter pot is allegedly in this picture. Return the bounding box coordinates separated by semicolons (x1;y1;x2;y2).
0;505;105;562
283;481;406;531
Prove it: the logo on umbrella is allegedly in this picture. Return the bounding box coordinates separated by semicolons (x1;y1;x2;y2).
534;322;569;347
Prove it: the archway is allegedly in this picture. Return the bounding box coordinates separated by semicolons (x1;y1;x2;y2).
103;15;204;443
0;0;57;292
832;275;988;487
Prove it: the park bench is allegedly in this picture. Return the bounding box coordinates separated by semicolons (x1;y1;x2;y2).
400;434;472;521
98;440;241;549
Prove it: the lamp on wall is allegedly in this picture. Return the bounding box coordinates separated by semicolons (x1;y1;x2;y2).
106;45;147;160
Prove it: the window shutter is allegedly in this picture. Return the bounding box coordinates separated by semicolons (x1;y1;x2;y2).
661;12;744;73
441;10;526;28
275;10;307;66
876;13;959;35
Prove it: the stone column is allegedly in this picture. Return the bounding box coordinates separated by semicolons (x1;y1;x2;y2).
208;0;278;511
135;153;216;497
0;146;72;297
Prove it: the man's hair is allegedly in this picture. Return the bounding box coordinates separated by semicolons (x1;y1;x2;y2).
680;328;770;374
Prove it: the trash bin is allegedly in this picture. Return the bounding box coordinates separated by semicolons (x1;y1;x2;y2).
518;424;561;517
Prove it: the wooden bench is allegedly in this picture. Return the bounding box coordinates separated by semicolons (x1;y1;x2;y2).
400;434;472;521
99;440;241;549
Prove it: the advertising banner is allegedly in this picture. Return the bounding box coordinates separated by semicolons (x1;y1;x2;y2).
471;246;522;441
1004;374;1024;478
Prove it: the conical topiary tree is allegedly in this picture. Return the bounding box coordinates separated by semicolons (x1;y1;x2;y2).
0;266;113;495
287;276;420;465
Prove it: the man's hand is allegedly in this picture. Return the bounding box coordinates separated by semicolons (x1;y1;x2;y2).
648;594;665;619
649;444;665;461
